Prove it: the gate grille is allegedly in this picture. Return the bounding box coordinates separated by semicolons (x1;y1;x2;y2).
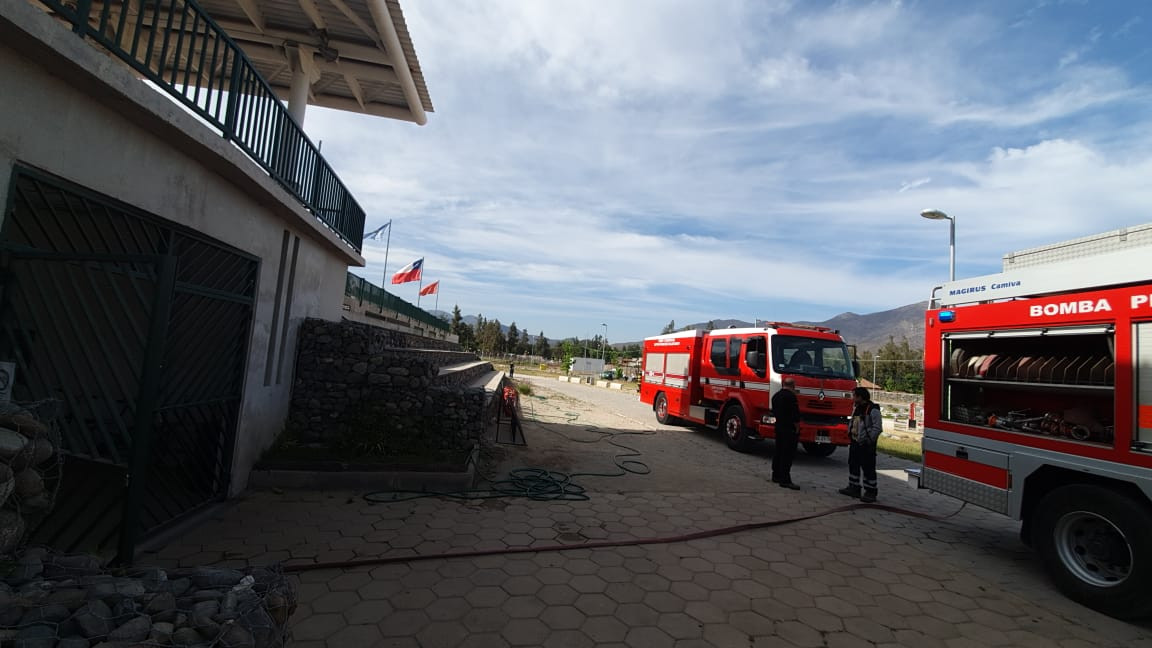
0;166;256;560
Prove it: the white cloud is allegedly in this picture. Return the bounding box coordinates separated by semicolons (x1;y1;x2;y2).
306;0;1152;340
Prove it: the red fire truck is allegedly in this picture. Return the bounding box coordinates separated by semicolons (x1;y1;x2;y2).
640;324;858;455
919;236;1152;619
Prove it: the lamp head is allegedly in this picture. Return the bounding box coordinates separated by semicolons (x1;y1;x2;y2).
920;209;951;221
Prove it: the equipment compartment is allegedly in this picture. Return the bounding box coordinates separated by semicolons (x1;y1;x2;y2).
942;329;1115;446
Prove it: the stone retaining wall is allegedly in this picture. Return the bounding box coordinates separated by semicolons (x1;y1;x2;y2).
287;319;490;449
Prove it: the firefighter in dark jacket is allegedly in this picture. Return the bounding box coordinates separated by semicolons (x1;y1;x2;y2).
839;387;883;502
770;377;801;489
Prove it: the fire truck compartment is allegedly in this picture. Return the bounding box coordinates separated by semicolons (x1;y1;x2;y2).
941;327;1116;446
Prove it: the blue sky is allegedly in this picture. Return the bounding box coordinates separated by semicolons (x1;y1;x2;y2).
305;0;1152;342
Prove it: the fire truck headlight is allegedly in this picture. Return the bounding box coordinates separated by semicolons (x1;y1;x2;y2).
761;415;776;425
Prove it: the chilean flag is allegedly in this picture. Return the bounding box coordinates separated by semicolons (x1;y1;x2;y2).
391;258;423;284
419;280;440;296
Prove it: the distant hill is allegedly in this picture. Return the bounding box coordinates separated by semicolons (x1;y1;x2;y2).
673;302;928;351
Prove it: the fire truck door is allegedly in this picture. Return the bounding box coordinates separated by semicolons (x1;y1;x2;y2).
922;437;1011;515
1137;322;1152;448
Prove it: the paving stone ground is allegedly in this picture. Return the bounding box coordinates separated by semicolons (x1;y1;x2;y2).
142;377;1152;647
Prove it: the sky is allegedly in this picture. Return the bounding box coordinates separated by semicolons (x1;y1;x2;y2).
304;0;1152;343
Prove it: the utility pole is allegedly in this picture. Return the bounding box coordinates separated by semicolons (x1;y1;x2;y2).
873;355;879;386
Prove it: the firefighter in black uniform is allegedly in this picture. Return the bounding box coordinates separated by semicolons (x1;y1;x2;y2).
771;377;801;489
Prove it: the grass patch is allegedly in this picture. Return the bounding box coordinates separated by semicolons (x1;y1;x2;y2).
878;436;923;462
516;382;534;396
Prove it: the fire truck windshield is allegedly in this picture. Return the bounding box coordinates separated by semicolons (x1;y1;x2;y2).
772;335;855;379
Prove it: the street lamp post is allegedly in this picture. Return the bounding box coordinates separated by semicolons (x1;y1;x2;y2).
601;323;608;361
873;355;879;387
920;209;956;281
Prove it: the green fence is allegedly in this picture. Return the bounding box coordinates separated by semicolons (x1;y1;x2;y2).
38;0;367;252
346;273;450;332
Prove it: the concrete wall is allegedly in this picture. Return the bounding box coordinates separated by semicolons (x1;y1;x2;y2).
0;1;364;495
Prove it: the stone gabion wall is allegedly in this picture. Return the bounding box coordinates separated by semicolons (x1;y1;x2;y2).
287;319;490;449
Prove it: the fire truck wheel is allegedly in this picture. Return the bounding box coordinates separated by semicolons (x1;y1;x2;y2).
654;393;678;425
802;442;837;457
1033;484;1152;619
721;405;753;452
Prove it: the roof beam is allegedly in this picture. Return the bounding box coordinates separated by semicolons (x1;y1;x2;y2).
214;19;394;67
233;0;267;32
365;0;427;125
296;0;327;29
239;42;400;84
322;0;385;49
344;73;366;110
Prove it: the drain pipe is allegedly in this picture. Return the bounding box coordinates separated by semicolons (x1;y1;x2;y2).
366;0;428;125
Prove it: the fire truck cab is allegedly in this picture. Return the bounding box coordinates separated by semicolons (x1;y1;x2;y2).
640;324;858;455
921;238;1152;619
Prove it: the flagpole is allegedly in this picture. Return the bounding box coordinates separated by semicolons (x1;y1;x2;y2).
381;219;392;289
417;259;425;307
434;289;439;313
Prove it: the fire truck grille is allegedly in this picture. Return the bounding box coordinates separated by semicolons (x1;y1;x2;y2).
807;400;835;410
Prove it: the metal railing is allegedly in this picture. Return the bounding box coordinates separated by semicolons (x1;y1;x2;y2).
346;273;450;332
37;0;367;252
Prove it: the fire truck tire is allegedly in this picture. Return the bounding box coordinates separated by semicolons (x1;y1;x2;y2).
721;405;754;452
1032;484;1152;619
802;442;837;457
654;393;678;425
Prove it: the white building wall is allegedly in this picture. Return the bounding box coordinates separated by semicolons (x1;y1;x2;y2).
0;0;363;495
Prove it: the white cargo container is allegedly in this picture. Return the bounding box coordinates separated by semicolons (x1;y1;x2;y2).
569;357;605;375
1003;222;1152;270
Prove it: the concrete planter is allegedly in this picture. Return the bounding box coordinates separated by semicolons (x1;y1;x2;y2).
250;444;478;492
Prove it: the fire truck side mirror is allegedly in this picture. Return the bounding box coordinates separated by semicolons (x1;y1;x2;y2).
852;360;861;379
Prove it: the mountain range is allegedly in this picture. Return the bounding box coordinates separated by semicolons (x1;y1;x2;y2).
679;302;928;351
435;302;929;351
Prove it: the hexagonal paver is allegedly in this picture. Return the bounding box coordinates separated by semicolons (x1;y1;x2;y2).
343;599;393;625
797;606;844;633
659;612;704;640
625;626;675;648
570;574;607;594
503;595;548;619
379;610;430;638
392;588;436;610
466;586;510;608
328;571;372;592
427;597;472;621
359;579;404;600
292;614;345;642
541;630;595;648
503;618;551;646
684;601;727;625
538;584;580;606
501;575;543;597
540;605;586;630
416;622;471;648
729;610;775;636
616;602;660;627
825;631;875;648
581;615;629;643
311;591;360;614
463;608;511;634
844;617;896;644
605;583;646;604
775;620;825;648
574;593;617;617
644;591;686;613
326;624;382;647
471;568;509;587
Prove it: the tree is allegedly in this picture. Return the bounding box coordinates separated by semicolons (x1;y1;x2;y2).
450;305;464;334
536;331;551;359
661;320;676;335
456;322;476;351
706;321;715;331
507;322;520;356
861;336;924;394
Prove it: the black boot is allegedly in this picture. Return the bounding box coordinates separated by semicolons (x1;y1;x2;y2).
861;489;877;503
838;485;861;498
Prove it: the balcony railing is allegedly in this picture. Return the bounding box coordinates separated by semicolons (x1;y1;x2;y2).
346;273;450;333
37;0;367;253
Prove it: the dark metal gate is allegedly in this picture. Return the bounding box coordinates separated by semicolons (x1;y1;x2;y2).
0;166;257;562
